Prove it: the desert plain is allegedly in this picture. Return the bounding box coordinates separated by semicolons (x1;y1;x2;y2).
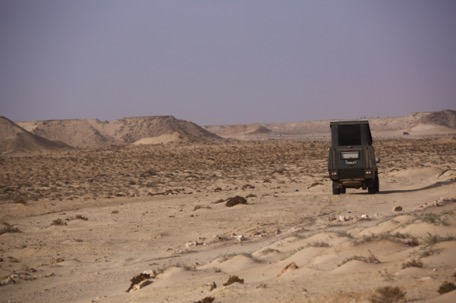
1;111;456;303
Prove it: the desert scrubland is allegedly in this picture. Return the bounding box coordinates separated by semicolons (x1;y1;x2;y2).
1;111;456;303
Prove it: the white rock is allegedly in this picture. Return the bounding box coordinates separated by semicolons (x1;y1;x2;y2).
234;234;246;241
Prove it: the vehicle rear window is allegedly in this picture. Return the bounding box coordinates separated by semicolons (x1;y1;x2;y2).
338;125;361;146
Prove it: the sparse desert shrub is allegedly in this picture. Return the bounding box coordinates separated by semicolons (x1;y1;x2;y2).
339;253;380;267
357;232;419;247
51;218;67;226
356;233;386;244
49;257;64;264
402;259;423;269
369;286;406;303
306;241;330;247
241;183;255;190
379;269;395;282
218;252;262;264
193;205;211;211
418;247;438;258
438;281;456;295
12;195;27;204
174;262;195;271
335;230;353;238
8;256;20;263
0;222;22;235
417;213;448;226
74;215;88;221
424;233;456;246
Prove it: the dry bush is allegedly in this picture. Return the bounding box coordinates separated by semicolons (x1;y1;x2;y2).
438;281;456;295
416;213;449;226
8;256;20;263
74;215;88;220
335;230;353;239
12;194;28;204
356;232;419;247
193;205;211;211
402;259;423;269
51;218;67;226
306;241;330;248
339;251;380;267
0;222;21;235
418;247;438;258
424;233;456;246
218;252;262;264
369;286;406;303
174;262;195;271
379;269;395;282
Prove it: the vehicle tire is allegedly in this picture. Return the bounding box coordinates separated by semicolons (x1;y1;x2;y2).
340;187;346;194
368;185;375;194
375;174;380;193
368;174;379;194
332;182;341;195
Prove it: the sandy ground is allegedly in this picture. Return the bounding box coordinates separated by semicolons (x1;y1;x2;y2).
1;138;456;303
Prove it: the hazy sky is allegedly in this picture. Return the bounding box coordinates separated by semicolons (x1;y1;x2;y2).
1;1;455;125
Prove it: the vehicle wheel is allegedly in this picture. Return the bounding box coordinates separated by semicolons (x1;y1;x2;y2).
375;174;380;193
340;187;346;194
368;185;376;194
332;182;341;195
368;174;379;194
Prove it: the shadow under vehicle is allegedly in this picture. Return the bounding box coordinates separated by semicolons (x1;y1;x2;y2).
328;120;379;195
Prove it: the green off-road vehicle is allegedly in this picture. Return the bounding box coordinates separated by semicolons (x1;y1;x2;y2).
328;120;379;195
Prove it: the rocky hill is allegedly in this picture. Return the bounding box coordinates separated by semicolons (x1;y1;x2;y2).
422;109;456;128
6;110;455;152
107;116;222;144
17;116;223;149
0;117;70;153
18;119;121;149
206;110;456;139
